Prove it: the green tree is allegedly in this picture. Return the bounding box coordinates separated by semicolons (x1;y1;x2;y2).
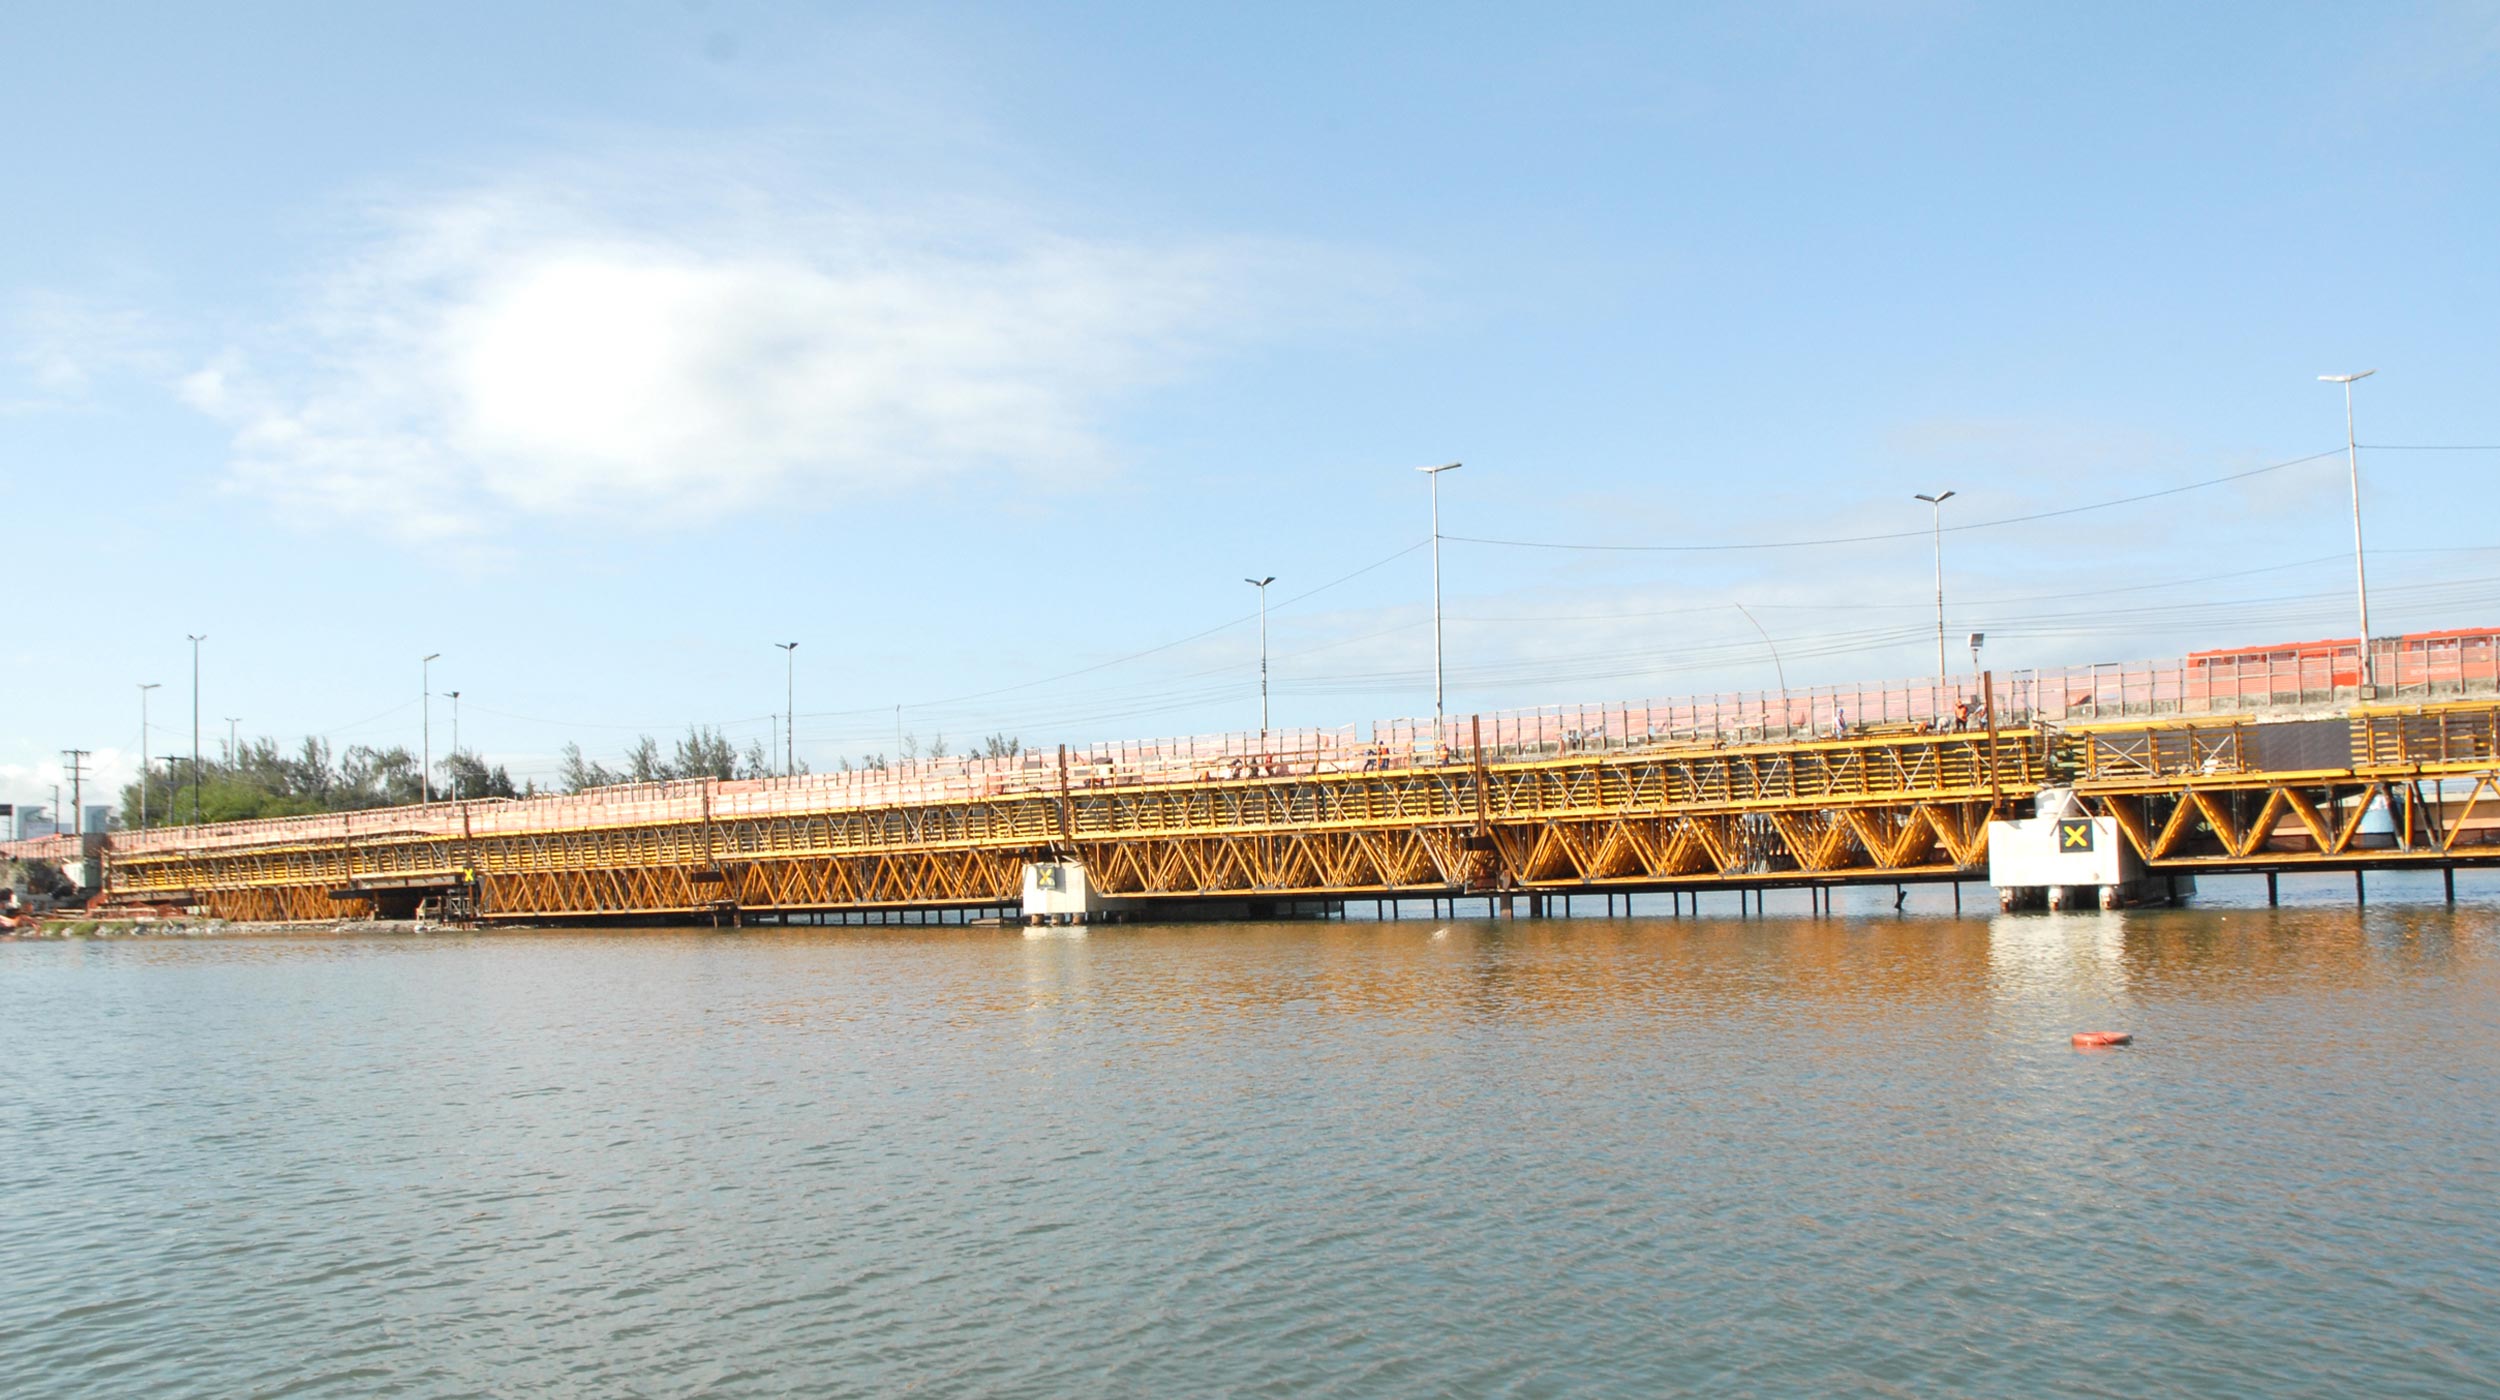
669;725;739;781
120;735;420;825
441;750;520;800
557;743;618;794
338;746;423;807
623;736;665;784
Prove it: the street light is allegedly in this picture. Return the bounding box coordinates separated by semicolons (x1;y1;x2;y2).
2320;370;2378;693
1418;462;1461;741
774;642;798;777
1244;577;1275;734
137;683;160;830
186;634;206;826
1913;490;1956;721
1732;603;1790;735
422;653;441;803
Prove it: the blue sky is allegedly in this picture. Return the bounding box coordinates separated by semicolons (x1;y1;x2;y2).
5;2;2497;812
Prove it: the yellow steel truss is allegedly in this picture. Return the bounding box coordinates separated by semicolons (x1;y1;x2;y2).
107;730;2040;920
98;704;2500;923
2070;701;2500;869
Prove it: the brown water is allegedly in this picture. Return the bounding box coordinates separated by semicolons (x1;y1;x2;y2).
3;889;2496;1396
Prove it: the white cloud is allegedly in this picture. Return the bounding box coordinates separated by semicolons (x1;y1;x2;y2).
0;749;135;828
191;181;1332;539
3;292;168;413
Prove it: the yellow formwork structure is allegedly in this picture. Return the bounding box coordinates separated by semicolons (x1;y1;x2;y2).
96;700;2500;923
2068;700;2500;866
105;729;2044;921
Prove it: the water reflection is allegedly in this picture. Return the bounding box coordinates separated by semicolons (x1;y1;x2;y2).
1986;911;2129;1003
3;911;2493;1397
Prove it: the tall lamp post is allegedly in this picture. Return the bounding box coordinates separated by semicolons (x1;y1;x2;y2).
186;634;206;825
1913;490;1956;720
1418;462;1461;747
1732;603;1790;734
422;652;441;802
774;642;798;777
1244;577;1275;734
137;682;160;830
2320;370;2378;693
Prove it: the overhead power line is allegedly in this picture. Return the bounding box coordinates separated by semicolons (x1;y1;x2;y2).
310;697;418;741
806;539;1432;719
1445;447;2346;553
462;703;777;733
1448;553;2359;623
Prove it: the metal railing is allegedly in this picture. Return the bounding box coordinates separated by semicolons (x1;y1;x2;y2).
57;628;2500;863
2075;724;2252;782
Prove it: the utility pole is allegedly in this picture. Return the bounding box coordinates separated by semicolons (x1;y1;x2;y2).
775;642;798;778
224;717;241;765
62;750;90;835
138;682;160;830
1418;462;1461;742
2320;370;2378;693
896;703;905;765
1245;577;1275;734
445;691;461;799
422;653;441;803
1914;491;1956;720
186;634;206;826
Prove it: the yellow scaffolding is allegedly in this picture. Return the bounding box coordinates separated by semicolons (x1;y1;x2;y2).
97;702;2500;922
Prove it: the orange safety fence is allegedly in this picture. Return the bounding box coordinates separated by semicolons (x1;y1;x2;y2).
33;627;2500;863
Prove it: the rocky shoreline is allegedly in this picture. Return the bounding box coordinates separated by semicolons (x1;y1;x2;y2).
2;917;438;941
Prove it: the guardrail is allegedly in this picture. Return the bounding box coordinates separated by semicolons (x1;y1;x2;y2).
2073;723;2253;782
49;629;2500;863
0;833;90;864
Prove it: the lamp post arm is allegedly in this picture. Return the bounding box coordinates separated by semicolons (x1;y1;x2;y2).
1732;602;1790;729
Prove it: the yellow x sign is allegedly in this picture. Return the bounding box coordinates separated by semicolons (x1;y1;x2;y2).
2058;819;2095;852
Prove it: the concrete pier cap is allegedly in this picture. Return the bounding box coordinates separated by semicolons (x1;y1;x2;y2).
1987;787;2188;912
1020;861;1128;926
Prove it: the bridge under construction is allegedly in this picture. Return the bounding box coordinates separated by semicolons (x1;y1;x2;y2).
15;631;2500;925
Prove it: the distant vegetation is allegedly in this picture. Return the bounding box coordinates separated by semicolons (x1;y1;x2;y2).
111;725;1042;829
119;724;778;828
555;727;777;792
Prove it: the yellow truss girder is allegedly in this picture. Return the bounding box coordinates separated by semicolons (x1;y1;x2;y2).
92;709;2500;922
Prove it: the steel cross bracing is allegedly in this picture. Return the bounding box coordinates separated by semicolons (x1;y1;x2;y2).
103;730;2047;921
2067;702;2500;871
96;703;2500;922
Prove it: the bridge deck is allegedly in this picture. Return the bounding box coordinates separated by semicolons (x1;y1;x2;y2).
73;698;2500;922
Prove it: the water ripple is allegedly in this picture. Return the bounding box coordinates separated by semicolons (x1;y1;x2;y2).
2;906;2495;1396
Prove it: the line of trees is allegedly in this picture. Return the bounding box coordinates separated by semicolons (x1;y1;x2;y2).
115;725;1033;828
555;728;777;791
121;726;764;828
117;736;523;828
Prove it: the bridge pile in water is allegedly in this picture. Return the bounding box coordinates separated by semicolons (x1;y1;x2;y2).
20;681;2499;924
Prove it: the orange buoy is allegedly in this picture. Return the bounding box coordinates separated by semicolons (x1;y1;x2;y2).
2071;1031;2133;1048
